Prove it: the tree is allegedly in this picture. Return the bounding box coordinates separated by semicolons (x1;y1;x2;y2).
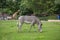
0;0;57;15
55;0;60;14
0;0;21;15
19;0;56;15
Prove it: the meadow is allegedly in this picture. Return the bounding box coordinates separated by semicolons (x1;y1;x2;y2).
0;20;60;40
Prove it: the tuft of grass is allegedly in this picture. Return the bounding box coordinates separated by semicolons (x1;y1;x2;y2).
0;20;60;40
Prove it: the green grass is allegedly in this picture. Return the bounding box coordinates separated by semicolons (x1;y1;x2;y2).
0;20;60;40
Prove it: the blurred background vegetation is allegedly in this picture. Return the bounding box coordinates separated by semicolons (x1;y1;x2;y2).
0;0;60;20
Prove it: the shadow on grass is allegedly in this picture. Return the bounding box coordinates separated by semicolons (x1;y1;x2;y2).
17;30;47;33
1;30;47;36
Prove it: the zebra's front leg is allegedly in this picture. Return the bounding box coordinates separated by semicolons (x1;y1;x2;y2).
18;23;23;32
38;23;42;32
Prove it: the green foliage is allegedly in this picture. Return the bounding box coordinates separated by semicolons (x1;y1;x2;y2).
0;0;21;15
0;0;58;15
55;0;60;4
19;0;57;15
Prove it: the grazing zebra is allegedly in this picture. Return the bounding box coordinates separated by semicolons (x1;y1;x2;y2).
17;16;42;32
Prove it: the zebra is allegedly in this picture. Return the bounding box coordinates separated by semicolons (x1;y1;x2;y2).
17;16;42;32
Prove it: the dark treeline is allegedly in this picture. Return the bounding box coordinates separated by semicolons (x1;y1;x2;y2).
0;0;60;16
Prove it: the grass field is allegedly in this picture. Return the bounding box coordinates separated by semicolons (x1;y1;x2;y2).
0;20;60;40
